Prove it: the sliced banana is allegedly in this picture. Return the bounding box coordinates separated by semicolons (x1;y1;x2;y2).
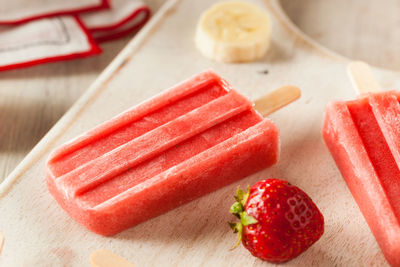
195;1;271;63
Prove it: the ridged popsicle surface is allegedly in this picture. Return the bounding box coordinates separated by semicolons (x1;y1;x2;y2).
322;91;400;267
47;71;279;236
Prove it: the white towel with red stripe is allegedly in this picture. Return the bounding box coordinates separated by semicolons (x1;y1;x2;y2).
0;0;150;71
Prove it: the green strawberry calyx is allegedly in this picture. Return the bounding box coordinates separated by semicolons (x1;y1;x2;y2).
228;187;258;248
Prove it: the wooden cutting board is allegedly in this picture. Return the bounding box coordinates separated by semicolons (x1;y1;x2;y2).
1;0;399;266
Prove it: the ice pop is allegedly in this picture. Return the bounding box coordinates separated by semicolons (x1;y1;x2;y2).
46;71;300;236
322;62;400;266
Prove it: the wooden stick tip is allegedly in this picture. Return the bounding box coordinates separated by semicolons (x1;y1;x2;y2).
90;249;135;267
253;85;301;117
347;60;380;94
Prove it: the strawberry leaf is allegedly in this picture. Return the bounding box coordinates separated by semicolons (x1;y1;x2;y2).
229;185;256;250
229;202;243;215
241;189;250;207
240;212;258;226
235;187;246;203
228;222;243;249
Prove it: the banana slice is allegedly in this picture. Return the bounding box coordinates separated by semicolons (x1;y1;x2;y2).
195;1;271;63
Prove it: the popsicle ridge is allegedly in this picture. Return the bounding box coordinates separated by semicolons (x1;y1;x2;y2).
94;119;278;210
347;96;400;221
46;70;281;235
324;62;400;266
323;92;400;267
47;71;227;176
85;119;277;235
55;90;252;199
77;109;264;208
369;92;400;168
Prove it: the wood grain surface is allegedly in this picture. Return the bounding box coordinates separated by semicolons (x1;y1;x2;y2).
1;0;400;266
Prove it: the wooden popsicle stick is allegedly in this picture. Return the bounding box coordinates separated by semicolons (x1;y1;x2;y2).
90;249;135;267
0;231;4;255
254;85;301;117
347;61;381;94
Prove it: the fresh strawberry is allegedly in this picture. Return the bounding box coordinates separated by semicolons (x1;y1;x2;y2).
229;179;324;262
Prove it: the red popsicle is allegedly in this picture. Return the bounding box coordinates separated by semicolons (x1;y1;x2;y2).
46;71;300;236
322;62;400;266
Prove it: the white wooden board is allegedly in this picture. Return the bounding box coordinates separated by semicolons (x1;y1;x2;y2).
1;0;400;266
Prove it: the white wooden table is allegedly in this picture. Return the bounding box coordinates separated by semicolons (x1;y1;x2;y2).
1;1;400;266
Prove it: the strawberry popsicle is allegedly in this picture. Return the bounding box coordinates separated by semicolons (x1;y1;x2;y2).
47;71;299;236
322;62;400;266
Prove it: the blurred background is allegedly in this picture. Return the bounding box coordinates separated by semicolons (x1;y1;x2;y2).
282;0;400;70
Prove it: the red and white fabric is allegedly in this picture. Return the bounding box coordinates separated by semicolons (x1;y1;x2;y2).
0;0;110;24
0;0;150;71
81;0;150;42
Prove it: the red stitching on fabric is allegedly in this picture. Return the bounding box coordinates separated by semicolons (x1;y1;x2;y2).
89;6;151;42
0;0;110;25
0;16;101;71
